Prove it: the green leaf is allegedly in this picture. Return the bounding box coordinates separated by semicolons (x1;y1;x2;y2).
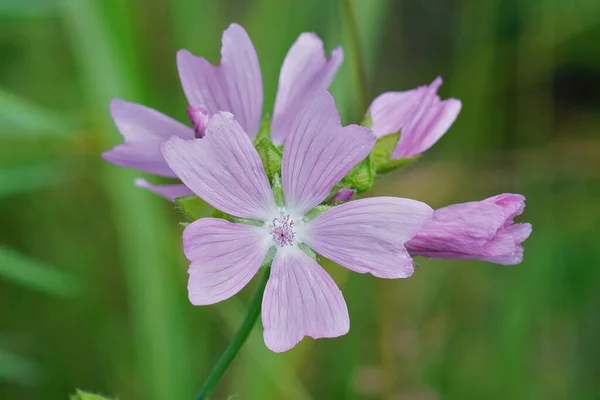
361;114;373;128
303;205;332;221
0;347;41;386
253;116;271;143
371;132;419;174
70;389;114;400
255;137;282;183
337;156;375;193
175;194;210;221
376;156;419;174
271;173;285;207
0;247;79;297
0;162;69;198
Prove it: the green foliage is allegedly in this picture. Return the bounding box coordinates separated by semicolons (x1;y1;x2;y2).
370;132;419;174
255;137;282;183
0;247;79;297
175;194;210;221
361;114;373;128
337;155;376;193
254;117;271;143
70;389;114;400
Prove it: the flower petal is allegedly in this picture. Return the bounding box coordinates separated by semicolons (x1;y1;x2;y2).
134;178;192;201
392;77;462;158
301;197;433;278
177;23;263;138
102;99;194;177
161;112;277;221
262;246;349;352
282;91;374;216
368;87;424;138
271;33;343;145
184;218;271;305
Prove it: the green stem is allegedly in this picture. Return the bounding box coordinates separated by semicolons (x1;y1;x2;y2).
343;0;369;121
196;266;271;400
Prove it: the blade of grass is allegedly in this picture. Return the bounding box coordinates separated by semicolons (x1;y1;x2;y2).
60;1;193;399
0;348;41;386
0;163;69;198
0;247;79;297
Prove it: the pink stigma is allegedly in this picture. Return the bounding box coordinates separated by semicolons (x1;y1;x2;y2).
269;215;295;247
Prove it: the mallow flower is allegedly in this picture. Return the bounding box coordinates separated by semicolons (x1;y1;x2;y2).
160;91;433;352
103;23;342;200
368;76;462;158
406;194;532;265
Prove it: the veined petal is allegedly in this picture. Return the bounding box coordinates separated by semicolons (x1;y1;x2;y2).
102;99;194;177
282;91;374;216
161;112;277;221
368;87;424;138
134;178;192;201
392;77;462;158
271;33;343;145
184;218;271;305
177;23;263;138
302;197;433;278
262;246;349;353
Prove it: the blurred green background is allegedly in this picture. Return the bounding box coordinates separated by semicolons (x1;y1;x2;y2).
1;0;599;399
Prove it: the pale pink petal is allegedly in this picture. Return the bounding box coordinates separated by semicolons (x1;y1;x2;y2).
187;105;209;138
134;178;192;201
271;33;343;145
262;246;349;352
177;23;263;137
161;112;277;221
392;77;462;158
406;193;532;265
282;91;374;216
183;218;271;305
102;99;194;177
368;87;424;138
302;197;433;278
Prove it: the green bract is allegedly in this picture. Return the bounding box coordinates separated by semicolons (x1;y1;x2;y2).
371;132;419;174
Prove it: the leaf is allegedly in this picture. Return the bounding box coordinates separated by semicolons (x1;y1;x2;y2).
0;163;69;198
0;347;41;386
0;247;79;297
253;116;271;143
255;137;282;183
175;194;210;221
0;88;76;137
70;389;114;400
271;173;285;208
337;156;375;193
371;132;419;174
361;114;373;128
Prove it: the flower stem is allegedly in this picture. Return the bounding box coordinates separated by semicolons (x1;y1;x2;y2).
196;266;271;400
342;0;369;121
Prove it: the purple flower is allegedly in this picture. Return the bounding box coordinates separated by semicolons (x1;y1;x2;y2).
406;194;532;265
103;23;343;200
161;91;433;352
368;76;462;158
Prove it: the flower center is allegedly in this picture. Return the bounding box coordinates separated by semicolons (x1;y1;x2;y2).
268;214;295;247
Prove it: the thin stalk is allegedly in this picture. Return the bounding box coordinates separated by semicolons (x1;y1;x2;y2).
342;0;369;121
196;267;271;400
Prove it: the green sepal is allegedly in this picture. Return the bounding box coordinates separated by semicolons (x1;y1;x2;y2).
337;155;376;194
371;131;419;174
254;116;271;143
303;205;332;222
361;114;373;128
271;173;285;207
175;194;210;221
261;247;276;268
376;155;419;174
70;389;114;400
297;243;318;261
255;137;282;183
229;217;263;227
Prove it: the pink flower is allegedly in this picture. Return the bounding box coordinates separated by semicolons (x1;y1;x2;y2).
161;92;433;352
368;76;462;158
406;194;532;265
103;23;343;200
